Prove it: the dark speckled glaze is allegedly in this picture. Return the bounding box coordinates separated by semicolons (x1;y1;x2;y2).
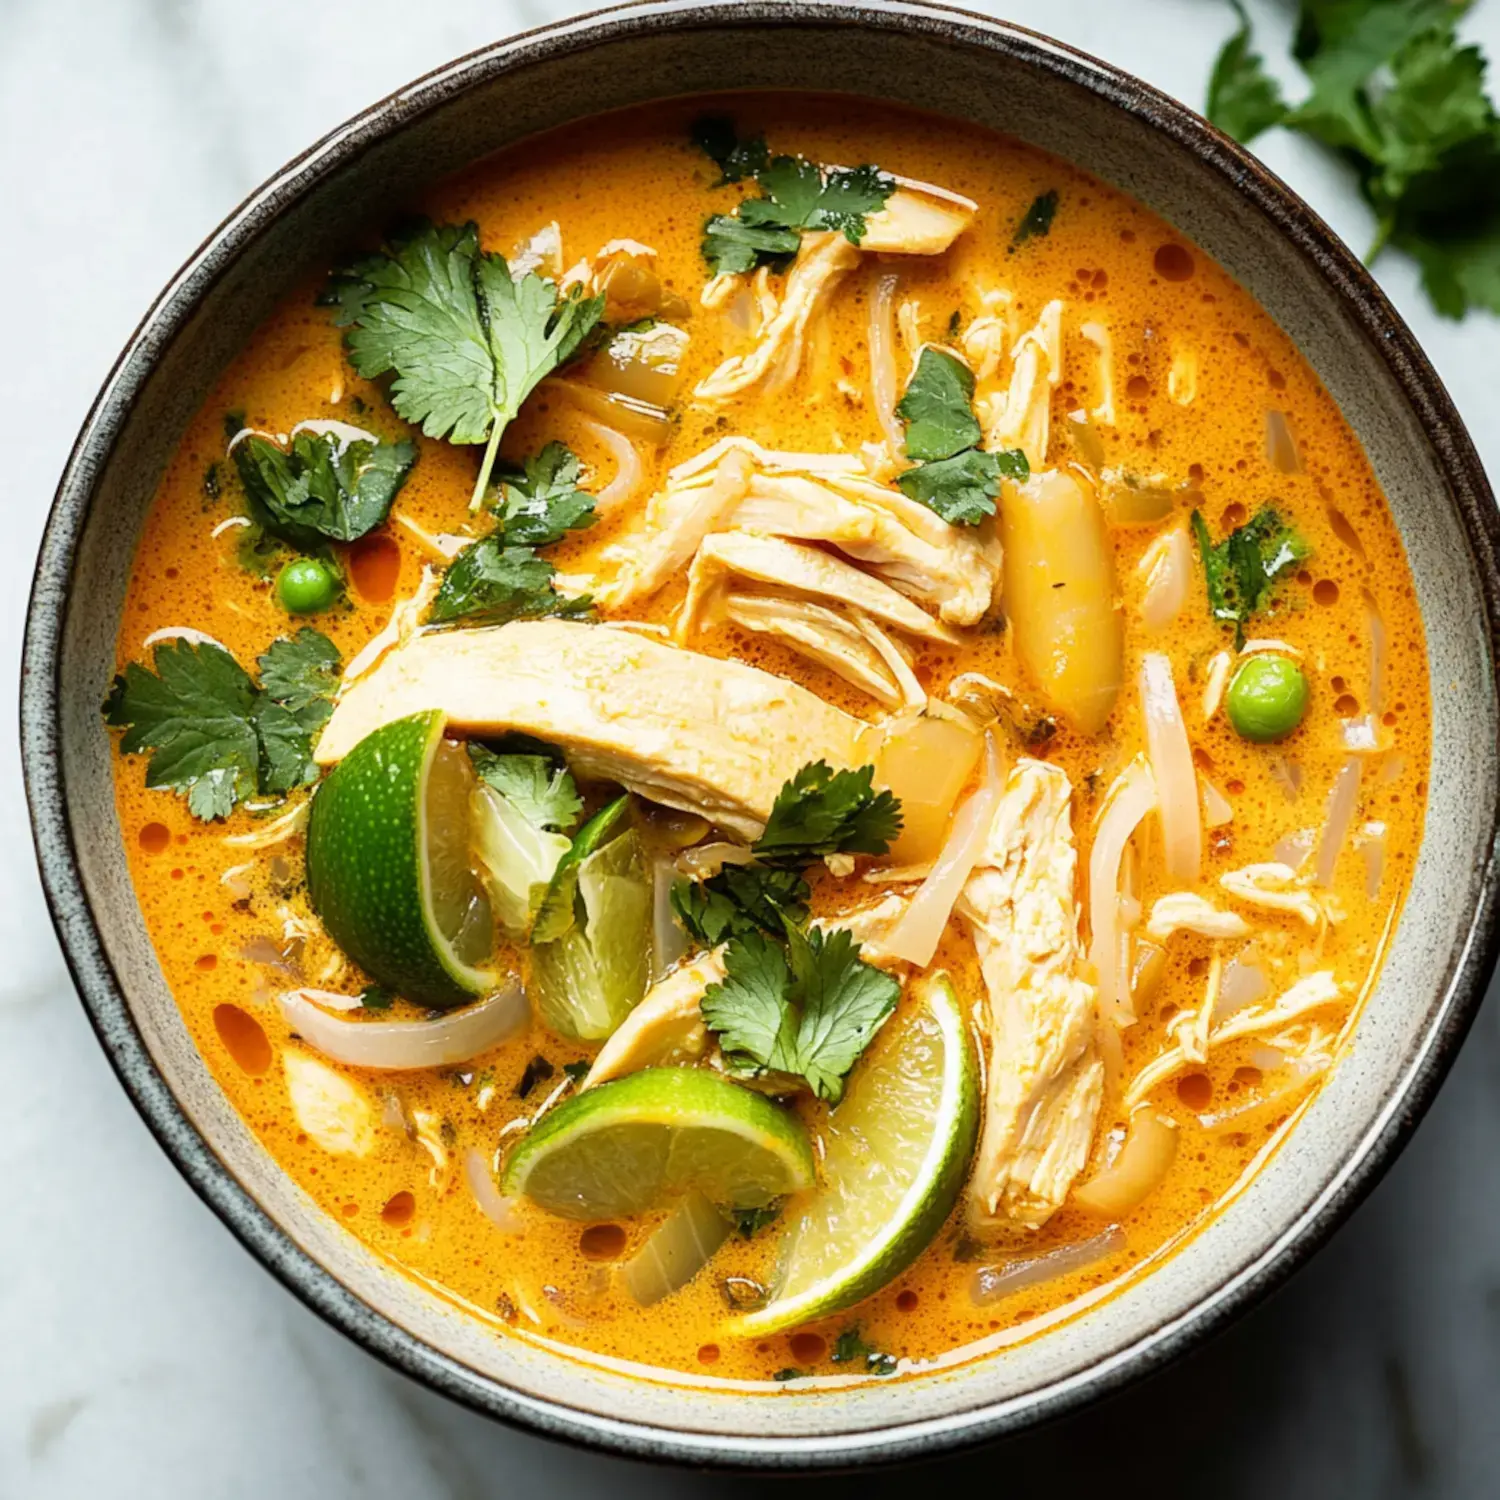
20;0;1500;1470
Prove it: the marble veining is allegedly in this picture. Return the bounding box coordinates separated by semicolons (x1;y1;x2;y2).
4;0;1500;1494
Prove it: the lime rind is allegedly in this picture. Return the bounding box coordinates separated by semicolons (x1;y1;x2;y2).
728;973;979;1337
501;1067;815;1221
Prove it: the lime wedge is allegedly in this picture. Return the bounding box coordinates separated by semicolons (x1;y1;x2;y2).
306;709;496;1008
502;1067;814;1221
729;973;979;1337
531;793;631;944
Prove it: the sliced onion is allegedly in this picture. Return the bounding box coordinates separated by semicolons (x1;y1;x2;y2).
1201;775;1234;827
549;378;672;445
1271;828;1316;869
972;1226;1125;1305
239;934;302;975
1314;757;1363;888
621;1192;732;1306
286;986;362;1012
1138;526;1191;634
1358;820;1387;900
1088;757;1158;1027
577;416;645;512
869;273;902;451
1267;756;1303;803
652;856;690;982
885;734;1005;967
1364;588;1387;716
1140;654;1201;884
278;982;528;1071
1066;409;1107;469
1214;947;1269;1020
675;842;755;879
1072;1110;1178;1216
223;801;308;848
143;626;231;652
465;1148;524;1233
1341;714;1382;752
1266;409;1301;474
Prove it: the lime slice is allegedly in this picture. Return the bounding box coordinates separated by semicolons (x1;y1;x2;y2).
306;709;496;1008
531;793;631;944
729;973;979;1337
502;1067;814;1221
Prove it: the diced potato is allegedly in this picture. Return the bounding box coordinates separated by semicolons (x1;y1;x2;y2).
876;713;983;864
1000;471;1123;735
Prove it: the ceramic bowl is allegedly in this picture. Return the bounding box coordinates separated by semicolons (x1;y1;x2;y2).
22;0;1500;1469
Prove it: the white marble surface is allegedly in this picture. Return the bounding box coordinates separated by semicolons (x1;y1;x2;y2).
4;0;1500;1493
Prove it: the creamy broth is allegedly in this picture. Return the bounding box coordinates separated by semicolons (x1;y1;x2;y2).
111;94;1428;1388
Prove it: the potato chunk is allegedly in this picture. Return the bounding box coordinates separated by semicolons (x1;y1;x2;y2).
1000;470;1123;735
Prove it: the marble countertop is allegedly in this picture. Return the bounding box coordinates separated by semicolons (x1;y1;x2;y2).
5;0;1500;1494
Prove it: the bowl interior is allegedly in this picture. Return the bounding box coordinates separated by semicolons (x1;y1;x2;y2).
28;0;1500;1465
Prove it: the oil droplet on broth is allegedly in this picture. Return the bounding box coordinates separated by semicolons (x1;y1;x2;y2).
213;1003;272;1075
347;533;402;603
139;822;171;854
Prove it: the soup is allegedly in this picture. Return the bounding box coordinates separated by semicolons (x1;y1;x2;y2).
107;94;1428;1388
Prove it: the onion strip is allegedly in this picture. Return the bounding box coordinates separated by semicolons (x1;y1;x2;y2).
869;273;903;451
278;982;528;1071
1072;1110;1178;1216
465;1148;523;1233
1139;527;1190;634
972;1226;1125;1305
1088;757;1158;1027
1314;757;1363;888
1139;653;1201;884
885;734;1004;968
577;415;646;512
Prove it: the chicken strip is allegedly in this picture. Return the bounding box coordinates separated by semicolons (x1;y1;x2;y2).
583;951;726;1088
315;620;871;840
956;758;1103;1230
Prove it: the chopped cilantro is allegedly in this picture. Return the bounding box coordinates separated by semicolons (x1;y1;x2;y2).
202;461;221;501
233;428;417;548
894;348;1027;525
729;1201;783;1239
670;863;810;946
104;632;341;821
692;114;771;184
468;744;582;831
360;986;395;1011
321;219;604;508
694;121;895;275
755;762;902;862
516;1054;555;1098
1191;507;1311;647
1205;0;1500;319
492;442;598;544
830;1326;899;1376
772;1368;805;1383
701;925;901;1103
222;408;246;442
1009;189;1059;250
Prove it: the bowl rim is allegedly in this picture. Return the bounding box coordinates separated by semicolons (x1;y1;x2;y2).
20;0;1500;1470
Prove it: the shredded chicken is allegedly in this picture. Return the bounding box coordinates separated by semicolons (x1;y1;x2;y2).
1124;971;1343;1109
956;759;1103;1230
984;300;1063;469
1078;321;1116;426
813;891;911;970
316;620;870;841
1145;893;1252;942
1221;862;1326;928
584;951;726;1088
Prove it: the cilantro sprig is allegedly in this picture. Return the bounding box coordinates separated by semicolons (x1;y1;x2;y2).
104;629;341;820
1206;0;1500;319
1191;507;1311;648
895;348;1028;525
429;442;597;628
755;762;902;862
232;428;416;549
693;117;896;276
468;743;583;832
321;219;604;509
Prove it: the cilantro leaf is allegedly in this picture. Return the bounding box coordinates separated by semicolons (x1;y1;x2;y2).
671;863;811;946
104;632;342;821
894;347;1026;524
468;745;582;832
494;442;597;545
233;429;416;548
692;115;771;184
755;762;902;862
360;986;395;1011
1207;0;1289;143
730;1201;783;1238
1009;189;1059;250
701;925;900;1103
701;216;802;276
898;448;1017;525
830;1325;898;1376
322;219;604;507
428;537;592;628
897;348;982;461
1192;506;1311;647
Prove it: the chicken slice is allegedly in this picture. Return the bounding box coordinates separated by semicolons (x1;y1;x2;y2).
813;891;912;970
859;179;978;254
315;620;871;841
956;758;1103;1230
679;532;956;645
584;950;726;1088
695;231;861;405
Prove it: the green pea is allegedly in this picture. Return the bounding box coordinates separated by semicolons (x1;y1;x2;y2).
276;557;338;614
1226;655;1308;742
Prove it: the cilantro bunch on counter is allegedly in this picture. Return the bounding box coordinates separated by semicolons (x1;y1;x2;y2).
895;347;1028;525
105;629;341;821
321;219;603;508
692;116;896;275
1206;0;1500;318
428;442;597;628
673;762;904;1103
